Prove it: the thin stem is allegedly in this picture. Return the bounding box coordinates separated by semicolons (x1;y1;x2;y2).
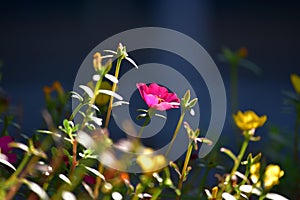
93;163;103;199
150;187;163;200
5;153;31;187
105;58;122;128
166;112;185;156
230;135;249;178
137;109;155;138
176;143;193;200
69;103;84;121
70;139;78;175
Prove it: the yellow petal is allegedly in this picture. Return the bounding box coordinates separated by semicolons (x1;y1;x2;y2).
291;74;300;94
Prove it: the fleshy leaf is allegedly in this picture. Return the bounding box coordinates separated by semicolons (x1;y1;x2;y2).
23;179;50;200
0;155;16;171
59;174;72;185
98;89;123;100
79;85;94;98
62;191;76;200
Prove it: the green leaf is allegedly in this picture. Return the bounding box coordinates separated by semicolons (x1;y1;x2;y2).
187;98;198;108
9;142;29;152
252;153;262;163
84;166;105;181
59;174;72;185
62;191;76;200
182;90;191;105
98;89;123;100
79;85;94;98
23;179;50;200
0;156;16;171
70;91;83;102
220;147;237;162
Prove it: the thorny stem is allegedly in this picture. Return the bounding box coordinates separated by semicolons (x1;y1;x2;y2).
166;111;186;156
176;142;193;200
105;57;122;128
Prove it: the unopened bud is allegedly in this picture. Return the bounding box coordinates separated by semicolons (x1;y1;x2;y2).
93;52;102;71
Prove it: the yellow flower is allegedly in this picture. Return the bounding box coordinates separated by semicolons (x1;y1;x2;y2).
250;162;260;184
233;110;267;131
263;164;284;190
136;148;166;173
291;73;300;94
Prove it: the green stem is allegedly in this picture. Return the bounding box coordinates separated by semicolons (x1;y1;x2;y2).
105;58;122;128
166;112;186;156
69;103;84;121
5;153;31;188
230;135;249;178
138;108;155;138
150;187;163;200
176;143;193;200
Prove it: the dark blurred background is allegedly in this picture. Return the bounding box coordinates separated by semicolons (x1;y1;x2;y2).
0;0;299;197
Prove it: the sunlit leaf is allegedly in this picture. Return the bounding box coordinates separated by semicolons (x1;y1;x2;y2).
84;166;105;181
154;113;166;119
112;191;123;200
222;192;236;200
266;193;288;200
70;91;83;102
82;181;95;199
93;74;100;81
62;191;76;200
98;89;123;100
9;142;29;152
103;49;117;54
79;85;94;98
220;147;237;161
0;155;16;171
90;116;102;126
112;101;129;107
23;179;50;200
125;56;138;69
105;74;119;83
59;174;72;185
190;108;195;116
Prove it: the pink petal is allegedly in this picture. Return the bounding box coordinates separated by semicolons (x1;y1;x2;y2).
144;94;159;107
0;136;14;153
148;83;168;96
84;175;96;185
7;153;17;163
136;83;148;99
153;102;174;111
163;93;180;103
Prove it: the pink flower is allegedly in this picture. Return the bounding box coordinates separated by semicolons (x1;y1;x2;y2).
0;136;17;163
136;83;180;111
84;175;96;185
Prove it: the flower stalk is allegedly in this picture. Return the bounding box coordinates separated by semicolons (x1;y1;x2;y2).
105;56;122;128
175;141;193;200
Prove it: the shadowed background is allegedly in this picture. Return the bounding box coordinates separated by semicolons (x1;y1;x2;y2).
0;0;299;197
